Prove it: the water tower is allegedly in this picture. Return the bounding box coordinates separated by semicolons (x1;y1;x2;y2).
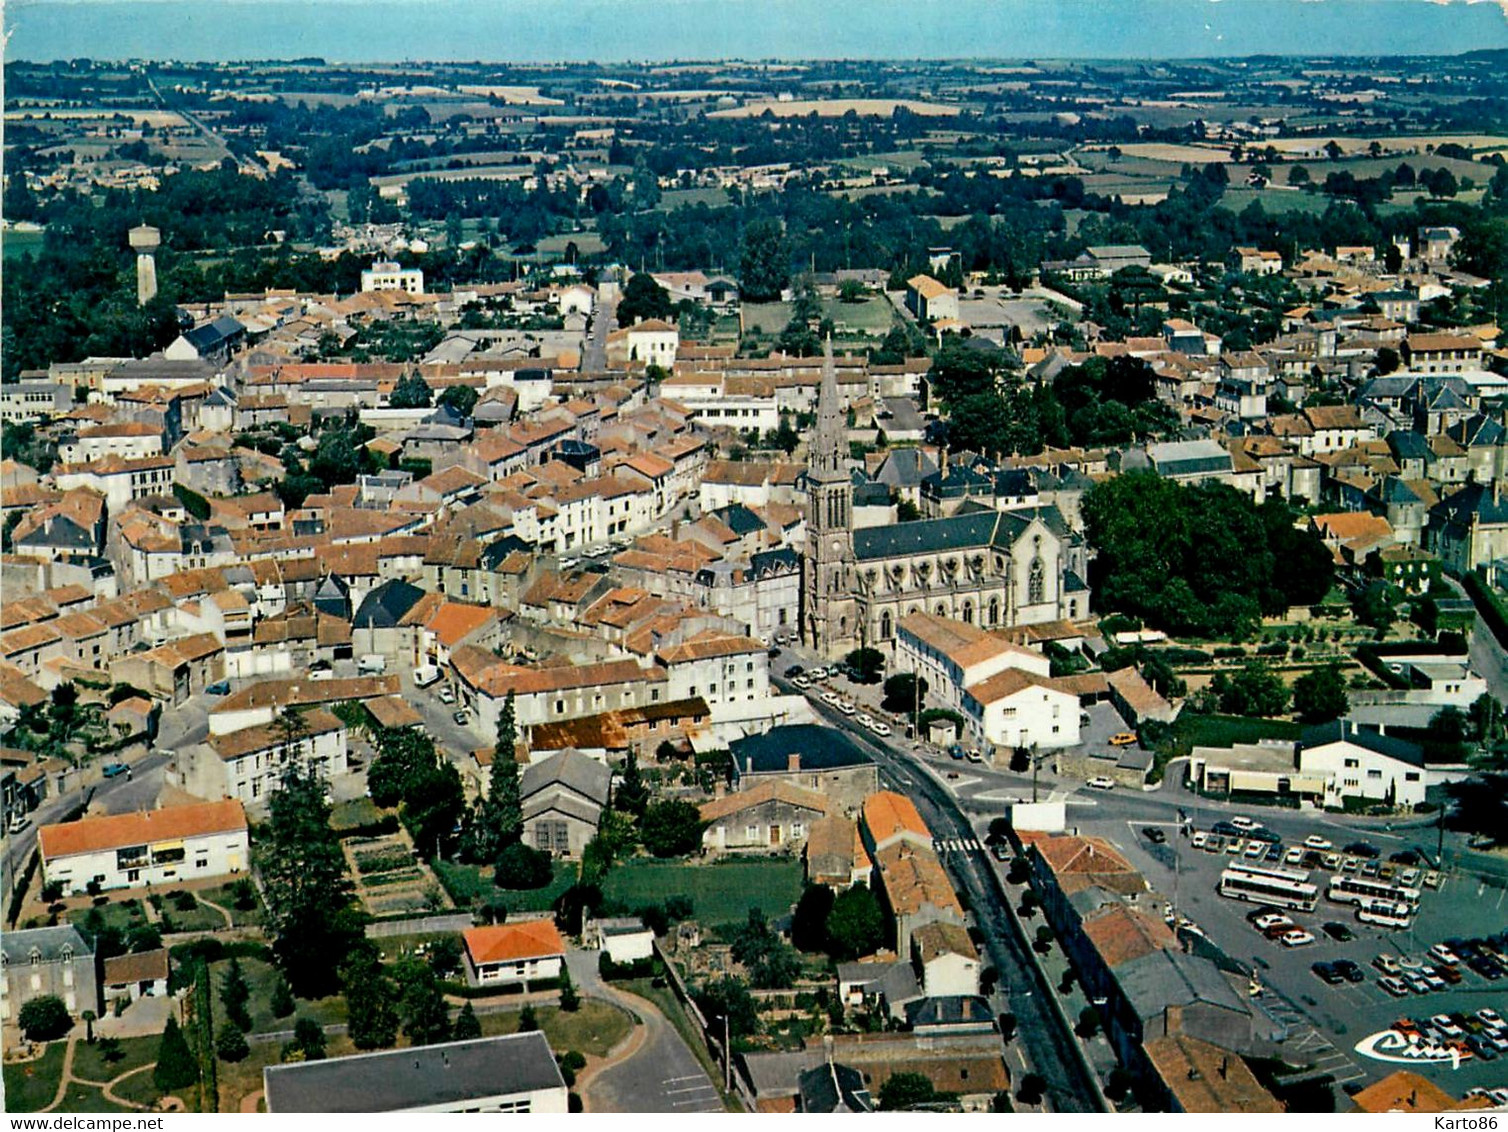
129;224;160;305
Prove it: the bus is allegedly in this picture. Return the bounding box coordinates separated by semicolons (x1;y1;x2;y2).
1327;875;1420;909
1218;864;1319;912
1357;899;1414;929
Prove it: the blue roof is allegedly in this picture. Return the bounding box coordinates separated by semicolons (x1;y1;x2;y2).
732;725;875;774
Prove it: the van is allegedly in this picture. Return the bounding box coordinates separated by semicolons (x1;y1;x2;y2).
413;665;442;688
358;654;387;675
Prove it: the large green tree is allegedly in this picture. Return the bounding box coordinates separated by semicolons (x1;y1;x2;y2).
738;217;789;303
395;960;451;1047
258;764;366;997
341;942;398;1050
825;884;885;961
463;692;523;863
153;1016;199;1091
1292;664;1349;724
640;800;706;858
617;272;672;324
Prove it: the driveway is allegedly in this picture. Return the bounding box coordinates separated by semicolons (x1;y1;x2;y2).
567;951;724;1113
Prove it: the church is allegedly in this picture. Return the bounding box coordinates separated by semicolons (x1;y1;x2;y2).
802;344;1092;659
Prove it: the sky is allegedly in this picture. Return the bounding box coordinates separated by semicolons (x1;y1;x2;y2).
4;0;1508;62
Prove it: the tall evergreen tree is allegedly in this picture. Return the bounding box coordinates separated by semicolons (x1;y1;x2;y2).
453;1001;482;1040
258;764;366;997
615;747;649;816
396;960;451;1047
153;1016;199;1091
220;956;253;1032
341;942;398;1050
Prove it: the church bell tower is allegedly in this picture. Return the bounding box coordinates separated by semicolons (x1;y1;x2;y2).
803;339;858;658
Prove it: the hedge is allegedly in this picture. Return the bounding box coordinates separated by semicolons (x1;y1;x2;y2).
1463;570;1508;647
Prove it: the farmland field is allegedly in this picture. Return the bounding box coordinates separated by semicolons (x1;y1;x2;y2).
601;857;802;927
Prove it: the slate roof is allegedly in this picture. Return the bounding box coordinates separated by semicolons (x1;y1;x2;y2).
0;924;92;964
799;1063;874;1113
904;995;996;1028
520;749;612;807
183;315;244;354
1429;481;1508;527
263;1032;564;1113
851;507;1063;561
1116;948;1250;1026
1300;719;1425;768
352;578;427;629
1146;439;1233;477
732;724;875;774
711;503;765;537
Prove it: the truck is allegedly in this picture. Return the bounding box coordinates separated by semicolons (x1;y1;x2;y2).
357;654;388;675
413;664;442;688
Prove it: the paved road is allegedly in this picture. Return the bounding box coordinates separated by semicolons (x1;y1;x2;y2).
581;296;617;374
2;750;173;910
774;673;1105;1114
566;951;724;1113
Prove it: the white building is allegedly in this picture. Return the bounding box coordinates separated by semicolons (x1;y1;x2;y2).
39;800;249;895
361;260;425;294
608;318;679;368
192;707;350;807
896;611;1050;716
593;917;655;964
911;921;981;998
1296;720;1428;809
54;455;175;512
963;667;1081;750
657;631;770;710
462;921;566;989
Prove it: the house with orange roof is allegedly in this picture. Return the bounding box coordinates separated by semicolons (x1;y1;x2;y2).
655;629;769;710
1349;1071;1492;1113
861;790;932;856
462;920;566;989
896;611;1049;718
39;799;249;895
700;780;829;854
805;814;871;888
419;600;504;667
872;841;964;953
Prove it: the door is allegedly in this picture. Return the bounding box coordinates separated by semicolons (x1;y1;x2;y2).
770;824;782;847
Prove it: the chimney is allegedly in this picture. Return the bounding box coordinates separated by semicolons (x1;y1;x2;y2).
940;446;949;476
1408;1090;1417;1108
1218;1056;1228;1080
788;752;801;773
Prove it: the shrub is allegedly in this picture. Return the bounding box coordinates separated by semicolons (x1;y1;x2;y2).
172;890;198;912
494;842;553;889
154;1017;199;1090
216;1025;250;1063
18;995;71;1041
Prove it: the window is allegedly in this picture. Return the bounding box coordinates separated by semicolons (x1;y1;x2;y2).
1405;772;1420;782
1367;769;1383;780
1028;556;1045;605
556;699;565;715
1343;758;1359;768
746;825;759;840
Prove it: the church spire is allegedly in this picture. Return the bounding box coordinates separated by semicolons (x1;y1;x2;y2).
811;336;846;481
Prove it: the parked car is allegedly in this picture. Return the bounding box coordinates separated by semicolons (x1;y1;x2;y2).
1428;944;1462;967
837;699;857;716
1086;776;1116;790
1230;816;1259;832
1432;1014;1466;1039
1343;841;1380;859
1244;841;1266;859
1374;955;1403;976
1280;929;1316;948
784;665;804;678
452;709;470;726
438;685;457;705
1334;959;1366;984
1191;832;1208;848
1108;732;1138;746
1143;827;1167;844
1304;835;1333;850
793;676;811;690
1322;922;1356;942
1253;913;1293;932
1284;847;1305;866
206;680;231;695
1361;860;1381;878
101;762;130;779
1378;976;1410;997
870;721;893;738
1312;961;1344;984
1422;870;1443;889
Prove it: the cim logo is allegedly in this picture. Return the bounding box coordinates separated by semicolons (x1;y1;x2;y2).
1355;1030;1469;1069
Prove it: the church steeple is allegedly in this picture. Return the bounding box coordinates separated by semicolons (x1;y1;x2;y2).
811;337;847;483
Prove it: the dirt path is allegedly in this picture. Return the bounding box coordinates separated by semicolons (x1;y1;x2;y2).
38;1035;78;1113
239;1089;264;1113
193;892;234;929
99;1063;155;1110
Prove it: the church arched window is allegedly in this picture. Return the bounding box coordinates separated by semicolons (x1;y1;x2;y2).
880;610;892;640
988;597;1000;625
1028;557;1045;605
962;601;973;624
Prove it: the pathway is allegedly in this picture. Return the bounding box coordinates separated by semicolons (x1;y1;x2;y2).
38;1035;78;1113
98;1063;156;1110
193;891;234;929
239;1089;265;1113
566;951;723;1113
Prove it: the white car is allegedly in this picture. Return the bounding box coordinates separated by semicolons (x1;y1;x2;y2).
1431;1014;1465;1039
856;712;876;727
1280;929;1315;948
792;676;811;690
1244;841;1266;859
308;668;334;681
808;667;827;680
1253;913;1292;931
1428;944;1462;967
1191;832;1208;848
1304;835;1333;850
1284;847;1305;865
1086;776;1116;790
559;557;579;570
438;685;457;705
838;700;857;716
1230;816;1259;832
821;690;841;706
1478;1008;1505;1030
870;721;892;738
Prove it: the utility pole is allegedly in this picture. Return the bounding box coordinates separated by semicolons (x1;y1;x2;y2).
723;1013;732;1092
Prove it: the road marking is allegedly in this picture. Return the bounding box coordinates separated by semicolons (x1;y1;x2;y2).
663;1076;704;1084
665;1085;717;1096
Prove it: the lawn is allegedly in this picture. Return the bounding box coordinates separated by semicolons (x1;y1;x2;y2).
2;1041;66;1111
207;956;347;1035
155;893;228;934
197;880;264;927
331;797;390;833
742;298;894;338
431;858;576;912
72;1035;160;1084
1173;713;1302;750
658;187;734;210
477;1000;634;1059
602;858;802;928
67;899;147;933
58;1081;133;1112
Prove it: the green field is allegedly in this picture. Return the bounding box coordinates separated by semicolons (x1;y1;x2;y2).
742;297;896;337
208;955;347;1035
4;227;45;260
534;231;606;256
477;999;634;1058
2;1041;66;1112
430;858;577;912
72;1035;160;1085
602;858;802;927
1173;713;1302;751
659;187;735;210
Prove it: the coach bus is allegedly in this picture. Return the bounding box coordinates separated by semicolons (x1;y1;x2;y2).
1218;864;1319;912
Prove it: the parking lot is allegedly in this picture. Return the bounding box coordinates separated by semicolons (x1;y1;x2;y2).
1103;810;1508;1098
